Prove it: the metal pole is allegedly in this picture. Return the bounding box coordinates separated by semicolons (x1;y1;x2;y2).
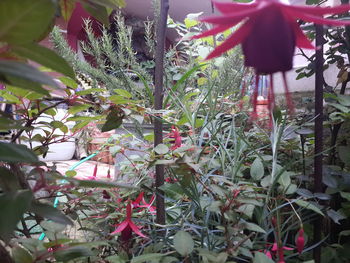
154;0;169;226
313;24;324;263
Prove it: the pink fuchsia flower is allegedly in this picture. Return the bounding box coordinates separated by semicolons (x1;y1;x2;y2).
132;192;156;213
85;163;98;180
264;242;293;260
296;227;305;254
193;0;350;116
111;202;146;240
168;126;182;150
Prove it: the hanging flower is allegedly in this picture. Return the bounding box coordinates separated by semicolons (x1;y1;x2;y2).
296;227;305;254
168;126;182;150
264;242;293;260
85;163;98;180
132;192;156;213
193;0;350;116
111;202;146;240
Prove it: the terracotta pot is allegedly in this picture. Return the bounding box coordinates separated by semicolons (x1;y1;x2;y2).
88;131;114;164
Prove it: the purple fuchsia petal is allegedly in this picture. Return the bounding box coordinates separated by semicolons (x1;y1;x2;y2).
120;224;133;241
242;6;295;74
206;20;254;60
129;220;147;238
286;4;350;16
110;220;129;235
126;202;132;219
213;0;259;14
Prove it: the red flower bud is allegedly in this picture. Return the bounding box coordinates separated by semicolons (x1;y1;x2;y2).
296;228;305;254
93;164;98;178
271;216;277;227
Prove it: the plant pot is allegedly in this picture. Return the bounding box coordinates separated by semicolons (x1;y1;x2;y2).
87;131;115;164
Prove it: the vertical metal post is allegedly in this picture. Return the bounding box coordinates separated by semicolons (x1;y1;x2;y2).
313;24;324;263
154;0;169;226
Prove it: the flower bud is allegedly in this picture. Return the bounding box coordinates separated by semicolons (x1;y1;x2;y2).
296;227;305;254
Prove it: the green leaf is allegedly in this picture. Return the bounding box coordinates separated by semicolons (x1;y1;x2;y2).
105;255;127;263
154;144;169;155
12;43;75;78
4;75;50;95
0;0;55;44
101;108;124;132
250;158;264;180
59;76;78;89
53;246;94;261
164;63;207;107
328;102;350;113
0;90;21;103
0;190;33;242
295;200;324;216
340;191;350;201
40;221;66;233
81;2;110;25
12;246;33;263
253;252;274;263
14;238;43;253
90;0;126;8
0;60;58;93
59;0;76;22
327;209;346;224
0;117;25;131
65;170;77;177
161;256;178;263
53;174;137;190
338;146;350;165
339;230;350;237
337;94;350;106
0;142;38;163
72;120;90;132
68;104;91;114
50;121;64;129
131;253;164;263
0;167;20;191
5;85;44;100
114;89;132;98
184;18;199;28
76;88;104;95
29;202;73;226
244;222;266;234
278;171;292;188
173;231;194;256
